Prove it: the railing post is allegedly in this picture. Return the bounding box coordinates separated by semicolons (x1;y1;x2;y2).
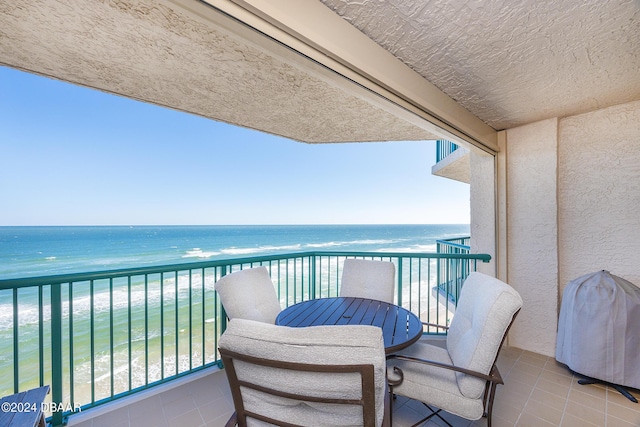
396;257;403;306
219;266;228;334
311;254;317;300
50;283;64;427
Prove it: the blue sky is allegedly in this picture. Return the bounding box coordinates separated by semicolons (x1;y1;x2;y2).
0;66;470;225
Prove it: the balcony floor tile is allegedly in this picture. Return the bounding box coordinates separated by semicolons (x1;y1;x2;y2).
67;347;640;427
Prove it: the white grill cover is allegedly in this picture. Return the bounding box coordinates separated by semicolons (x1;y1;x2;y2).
556;270;640;389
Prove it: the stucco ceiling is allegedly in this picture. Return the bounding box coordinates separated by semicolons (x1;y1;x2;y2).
319;0;640;130
1;0;638;145
0;0;440;144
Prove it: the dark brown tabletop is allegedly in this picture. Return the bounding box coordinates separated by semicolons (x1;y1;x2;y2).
275;297;423;354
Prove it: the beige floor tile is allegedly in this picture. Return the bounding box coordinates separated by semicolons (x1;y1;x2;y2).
607;402;640;425
518;352;548;367
167;408;205;427
567;387;606;412
498;380;534;409
128;395;164;422
492;398;525;424
607;387;640;409
542;359;573;377
131;405;169;427
535;376;571;398
515;412;557;427
63;348;640;427
522;398;564;425
538;369;575;388
485;414;515;427
511;360;544;378
197;395;235;424
563;400;605;426
560;412;601;427
500;347;524;359
164;395;198;422
572;381;608;400
159;385;190;405
91;408;129;427
606;414;640;427
206;413;234;427
506;369;539;387
529;387;568;412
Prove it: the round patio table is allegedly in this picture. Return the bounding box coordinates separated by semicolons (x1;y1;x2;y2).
276;296;423;354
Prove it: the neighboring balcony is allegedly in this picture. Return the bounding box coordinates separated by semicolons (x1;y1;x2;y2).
432;140;470;184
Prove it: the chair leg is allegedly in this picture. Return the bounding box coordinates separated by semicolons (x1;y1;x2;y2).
409;403;453;427
484;382;499;427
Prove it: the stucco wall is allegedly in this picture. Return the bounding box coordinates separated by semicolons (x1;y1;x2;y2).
469;151;496;276
558;100;640;291
502;100;640;357
505;118;559;356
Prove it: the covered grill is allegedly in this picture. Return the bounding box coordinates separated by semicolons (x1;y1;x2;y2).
556;270;640;401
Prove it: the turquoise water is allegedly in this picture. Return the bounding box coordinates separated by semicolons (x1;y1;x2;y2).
0;224;469;279
0;225;468;405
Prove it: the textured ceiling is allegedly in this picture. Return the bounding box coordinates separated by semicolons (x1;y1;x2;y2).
2;0;637;143
319;0;640;130
0;0;439;143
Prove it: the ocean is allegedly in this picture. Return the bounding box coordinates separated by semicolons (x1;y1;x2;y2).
0;224;468;406
0;224;470;280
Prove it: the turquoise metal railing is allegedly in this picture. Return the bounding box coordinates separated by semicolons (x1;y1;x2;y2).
436;237;472;302
0;250;489;426
435;139;459;163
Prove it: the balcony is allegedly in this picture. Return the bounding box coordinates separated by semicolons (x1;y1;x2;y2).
432;140;470;184
66;347;640;427
2;251;639;426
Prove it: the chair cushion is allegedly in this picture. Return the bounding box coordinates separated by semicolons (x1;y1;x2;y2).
388;341;485;420
219;318;387;427
340;259;396;304
446;272;522;399
214;267;282;324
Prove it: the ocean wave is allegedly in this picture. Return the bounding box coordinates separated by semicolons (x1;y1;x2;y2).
305;239;402;249
182;248;220;259
350;239;401;245
220;244;302;256
305;242;341;248
372;243;437;253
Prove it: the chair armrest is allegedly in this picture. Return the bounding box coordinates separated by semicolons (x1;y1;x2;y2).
386;354;503;385
421;322;449;330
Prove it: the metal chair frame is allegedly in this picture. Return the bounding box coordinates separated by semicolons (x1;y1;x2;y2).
220;347;390;427
387;310;520;427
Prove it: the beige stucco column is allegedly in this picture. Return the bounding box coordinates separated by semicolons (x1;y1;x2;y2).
470;150;497;277
504;118;559;357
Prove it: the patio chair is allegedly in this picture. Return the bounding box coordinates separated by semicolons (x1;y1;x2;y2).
214;266;281;324
218;318;390;427
340;258;396;304
387;272;522;427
